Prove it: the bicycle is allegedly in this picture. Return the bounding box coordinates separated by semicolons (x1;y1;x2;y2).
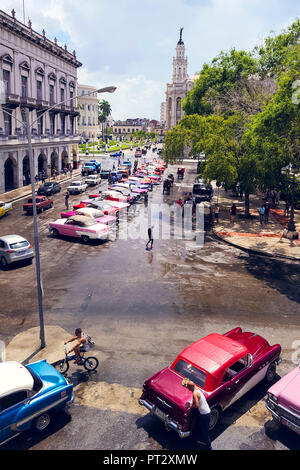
54;345;99;375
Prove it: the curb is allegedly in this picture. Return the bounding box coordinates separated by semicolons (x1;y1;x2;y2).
212;228;300;262
1;172;82;204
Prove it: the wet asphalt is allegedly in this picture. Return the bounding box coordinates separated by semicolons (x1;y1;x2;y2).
1;149;300;451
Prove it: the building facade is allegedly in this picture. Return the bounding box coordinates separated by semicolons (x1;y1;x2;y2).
160;102;167;128
165;29;198;130
0;9;82;193
77;84;99;139
112;121;142;139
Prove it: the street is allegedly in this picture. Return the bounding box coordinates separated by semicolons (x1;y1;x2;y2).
1;149;300;450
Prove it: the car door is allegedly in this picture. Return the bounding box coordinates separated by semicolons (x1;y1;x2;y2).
0;390;28;444
62;220;76;237
220;354;256;410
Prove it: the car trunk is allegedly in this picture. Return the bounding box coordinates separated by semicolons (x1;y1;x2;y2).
143;368;191;424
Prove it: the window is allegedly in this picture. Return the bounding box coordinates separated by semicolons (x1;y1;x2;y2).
60;88;65;103
37;80;42;100
50;114;55;135
60;114;65;134
70;91;74;108
49;85;55;105
172;359;206;388
3;70;10;93
0;391;28;411
21;76;28;98
4;110;12;136
37;112;43;135
223;355;249;382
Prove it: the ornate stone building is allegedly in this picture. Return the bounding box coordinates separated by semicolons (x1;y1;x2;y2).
77;84;100;139
165;29;198;130
0;9;82;193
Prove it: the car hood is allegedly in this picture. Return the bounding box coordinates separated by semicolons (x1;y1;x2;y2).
268;366;300;411
26;360;68;392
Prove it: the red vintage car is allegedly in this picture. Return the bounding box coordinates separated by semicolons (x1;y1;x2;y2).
139;327;281;438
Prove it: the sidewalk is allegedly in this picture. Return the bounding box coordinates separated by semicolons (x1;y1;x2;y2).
212;185;300;261
0;169;82;204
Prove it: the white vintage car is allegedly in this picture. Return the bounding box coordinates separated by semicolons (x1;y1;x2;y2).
85;174;101;186
0;201;12;218
67;181;88;194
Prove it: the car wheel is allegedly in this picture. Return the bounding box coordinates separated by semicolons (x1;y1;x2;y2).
51;228;59;237
81;235;89;243
33;412;51;432
0;256;8;268
209;407;220;431
265;362;277;382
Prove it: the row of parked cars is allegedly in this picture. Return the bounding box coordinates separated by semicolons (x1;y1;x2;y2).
48;159;167;244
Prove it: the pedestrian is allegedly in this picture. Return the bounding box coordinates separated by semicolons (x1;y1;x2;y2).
65;191;70;210
144;192;148;205
214;204;220;223
259;204;265;224
230;203;236;224
284;200;290;217
146;225;154;250
264;202;270;223
35;174;39;185
64;167;68;177
182;378;212;450
113;163;116;171
150;180;153;192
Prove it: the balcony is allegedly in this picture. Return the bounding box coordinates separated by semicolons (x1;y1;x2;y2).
36;99;50;110
20;96;37;110
5;93;20;109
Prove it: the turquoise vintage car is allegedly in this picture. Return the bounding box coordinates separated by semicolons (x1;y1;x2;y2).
0;360;73;446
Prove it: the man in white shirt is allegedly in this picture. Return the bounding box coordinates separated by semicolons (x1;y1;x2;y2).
182;378;212;450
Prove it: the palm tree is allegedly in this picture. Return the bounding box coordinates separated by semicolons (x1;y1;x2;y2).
98;100;112;143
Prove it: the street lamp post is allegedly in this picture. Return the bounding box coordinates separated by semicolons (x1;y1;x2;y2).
1;85;116;349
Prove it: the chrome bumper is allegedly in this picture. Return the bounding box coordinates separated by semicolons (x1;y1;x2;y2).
138;399;191;438
266;400;300;435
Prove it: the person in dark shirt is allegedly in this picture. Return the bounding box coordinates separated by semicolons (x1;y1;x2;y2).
146;225;154;250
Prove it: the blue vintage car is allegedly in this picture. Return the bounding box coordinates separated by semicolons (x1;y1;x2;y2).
0;360;73;446
110;151;122;157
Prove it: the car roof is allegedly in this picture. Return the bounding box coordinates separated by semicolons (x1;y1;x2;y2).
0;362;34;398
0;234;28;244
175;333;248;387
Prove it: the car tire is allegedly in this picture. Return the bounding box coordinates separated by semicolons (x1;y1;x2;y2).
265;362;277;382
209;407;220;431
33;412;51;432
0;256;8;268
51;228;59;237
81;235;89;243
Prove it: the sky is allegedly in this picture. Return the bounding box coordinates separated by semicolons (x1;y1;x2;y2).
0;0;299;120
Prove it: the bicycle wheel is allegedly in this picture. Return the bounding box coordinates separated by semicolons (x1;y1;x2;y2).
84;356;99;371
55;359;69;375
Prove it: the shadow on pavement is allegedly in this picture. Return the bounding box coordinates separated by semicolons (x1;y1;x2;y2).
264;418;300;450
243;255;300;304
0;412;72;450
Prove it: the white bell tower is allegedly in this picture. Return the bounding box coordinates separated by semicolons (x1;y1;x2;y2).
172;27;188;83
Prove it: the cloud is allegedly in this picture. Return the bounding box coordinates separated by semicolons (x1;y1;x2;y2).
0;0;299;119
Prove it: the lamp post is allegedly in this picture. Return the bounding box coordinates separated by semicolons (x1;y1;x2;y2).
1;85;116;348
281;163;298;234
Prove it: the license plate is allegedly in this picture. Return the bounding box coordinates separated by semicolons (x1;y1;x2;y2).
155;407;167;422
17;250;27;256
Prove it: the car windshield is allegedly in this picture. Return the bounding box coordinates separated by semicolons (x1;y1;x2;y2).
193;185;210;195
172;359;207;388
43;183;52;187
10;241;29;249
72;183;80;186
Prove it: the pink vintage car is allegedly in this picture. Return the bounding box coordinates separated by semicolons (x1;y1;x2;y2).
266;365;300;435
73;200;120;216
60;207;116;226
139;327;281;438
49;215;110;243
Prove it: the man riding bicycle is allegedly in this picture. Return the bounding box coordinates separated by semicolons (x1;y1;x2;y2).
64;328;89;364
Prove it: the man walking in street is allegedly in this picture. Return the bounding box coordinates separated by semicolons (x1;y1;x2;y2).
182;378;212;450
146;225;154;250
65;191;70;210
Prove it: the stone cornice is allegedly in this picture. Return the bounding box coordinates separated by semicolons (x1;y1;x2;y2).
0;9;82;69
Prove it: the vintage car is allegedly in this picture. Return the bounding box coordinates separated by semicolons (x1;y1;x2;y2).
37;182;61;196
0;360;73;445
73;207;116;226
101;190;132;204
110;151;122;157
108;185;140;202
67;181;88;194
49;215;110;242
85;174;101;186
266;364;300;435
0;201;12;218
72;199;120;216
112;183;147;195
139;327;281;438
23;196;53;214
